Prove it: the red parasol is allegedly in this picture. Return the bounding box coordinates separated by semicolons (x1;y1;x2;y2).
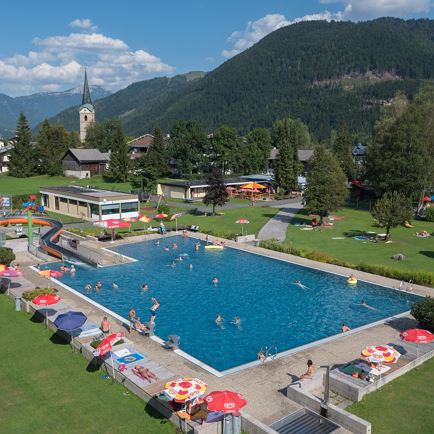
39;269;63;278
423;196;431;202
205;390;247;413
154;213;168;219
99;219;131;229
400;329;434;344
95;332;123;357
32;294;61;305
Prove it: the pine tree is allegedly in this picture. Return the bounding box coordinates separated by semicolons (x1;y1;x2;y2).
131;154;159;192
106;125;130;182
203;167;229;215
146;127;168;176
304;145;348;224
271;118;307;193
333;123;356;180
371;192;412;239
8;112;36;178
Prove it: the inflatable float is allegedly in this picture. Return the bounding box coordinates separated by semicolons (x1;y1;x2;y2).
347;277;358;285
204;245;224;250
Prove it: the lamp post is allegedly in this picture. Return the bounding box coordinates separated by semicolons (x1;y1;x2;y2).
320;365;330;418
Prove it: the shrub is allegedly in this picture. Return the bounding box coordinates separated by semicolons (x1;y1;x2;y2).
425;207;434;222
200;228;238;240
157;204;171;215
22;287;57;301
0;247;16;266
411;297;434;331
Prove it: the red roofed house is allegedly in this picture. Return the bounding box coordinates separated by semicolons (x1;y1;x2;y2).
127;134;154;160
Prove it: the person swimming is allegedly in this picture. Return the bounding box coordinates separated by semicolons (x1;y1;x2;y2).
70;265;76;273
212;277;219;285
232;316;241;326
155;240;160;246
178;256;183;262
164;247;170;252
112;282;119;289
141;283;149;292
85;283;92;292
360;299;376;310
188;263;193;270
194;242;200;251
215;314;224;325
95;281;102;291
172;242;178;250
294;280;308;289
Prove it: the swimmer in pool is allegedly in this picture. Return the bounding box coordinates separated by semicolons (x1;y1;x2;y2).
194;242;200;251
156;240;160;246
95;281;102;291
188;263;193;270
232;316;241;327
178;256;183;262
212;277;219;285
70;265;76;273
360;299;376;310
294;280;308;289
215;314;224;325
112;282;119;289
172;242;178;250
141;283;149;292
164;247;170;252
85;283;92;292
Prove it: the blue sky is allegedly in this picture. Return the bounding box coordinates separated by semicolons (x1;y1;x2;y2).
1;0;434;96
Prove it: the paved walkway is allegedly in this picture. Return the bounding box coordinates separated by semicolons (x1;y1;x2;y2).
257;200;303;241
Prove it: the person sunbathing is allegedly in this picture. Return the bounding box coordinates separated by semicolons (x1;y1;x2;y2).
133;365;158;382
300;359;315;379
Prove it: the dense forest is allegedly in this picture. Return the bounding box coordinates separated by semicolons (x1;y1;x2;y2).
49;18;434;140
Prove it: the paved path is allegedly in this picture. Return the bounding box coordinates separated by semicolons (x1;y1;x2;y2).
257;200;303;241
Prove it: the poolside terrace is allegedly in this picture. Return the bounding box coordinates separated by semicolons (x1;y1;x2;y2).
6;233;434;432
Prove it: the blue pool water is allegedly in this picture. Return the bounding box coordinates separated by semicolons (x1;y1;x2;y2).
47;236;420;372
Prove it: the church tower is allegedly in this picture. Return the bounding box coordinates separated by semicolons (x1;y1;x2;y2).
79;69;95;143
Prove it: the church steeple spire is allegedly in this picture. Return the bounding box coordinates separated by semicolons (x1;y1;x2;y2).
82;69;92;106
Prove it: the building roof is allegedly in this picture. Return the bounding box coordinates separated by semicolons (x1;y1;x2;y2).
158;178;247;188
82;69;92;106
0;144;13;154
79;103;94;112
127;134;154;148
268;147;314;162
64;148;109;163
39;185;137;202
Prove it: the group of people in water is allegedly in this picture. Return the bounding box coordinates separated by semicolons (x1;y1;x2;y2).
215;314;241;328
128;297;161;334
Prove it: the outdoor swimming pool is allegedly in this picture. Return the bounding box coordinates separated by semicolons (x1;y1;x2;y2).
48;236;420;373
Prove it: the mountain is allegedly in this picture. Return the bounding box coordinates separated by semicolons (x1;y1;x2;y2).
47;71;206;134
49;18;434;140
0;86;111;138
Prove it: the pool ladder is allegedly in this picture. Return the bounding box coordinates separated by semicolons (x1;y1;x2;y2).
259;345;278;363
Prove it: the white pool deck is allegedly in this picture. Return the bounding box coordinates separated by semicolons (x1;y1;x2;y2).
12;232;434;426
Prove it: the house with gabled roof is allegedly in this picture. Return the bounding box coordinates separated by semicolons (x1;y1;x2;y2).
61;148;110;178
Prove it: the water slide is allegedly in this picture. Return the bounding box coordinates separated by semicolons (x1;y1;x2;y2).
0;216;79;260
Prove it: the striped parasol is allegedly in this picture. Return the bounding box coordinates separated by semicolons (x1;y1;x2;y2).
164;378;207;403
361;345;401;364
138;214;152;223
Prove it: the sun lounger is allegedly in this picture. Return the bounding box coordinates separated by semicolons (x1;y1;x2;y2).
189;225;200;232
355;362;390;376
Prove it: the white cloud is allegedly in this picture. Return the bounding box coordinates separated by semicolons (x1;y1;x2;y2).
0;22;174;96
320;0;431;19
222;11;342;58
69;18;97;32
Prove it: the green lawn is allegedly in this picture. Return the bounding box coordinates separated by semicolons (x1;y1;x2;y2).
284;207;434;273
0;296;175;434
72;205;277;238
45;210;84;224
348;357;434;433
0;174;131;195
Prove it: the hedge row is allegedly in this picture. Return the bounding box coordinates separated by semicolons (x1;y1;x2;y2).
259;240;434;287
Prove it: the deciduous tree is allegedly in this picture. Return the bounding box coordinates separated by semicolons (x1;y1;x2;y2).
203;167;229;215
371;191;412;239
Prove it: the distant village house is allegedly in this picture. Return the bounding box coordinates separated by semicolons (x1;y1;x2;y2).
62;148;110;179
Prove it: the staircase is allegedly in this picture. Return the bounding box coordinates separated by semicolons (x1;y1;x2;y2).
271;409;340;434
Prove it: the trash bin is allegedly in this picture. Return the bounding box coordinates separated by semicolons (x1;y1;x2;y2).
15;296;21;311
232;413;241;434
223;414;233;434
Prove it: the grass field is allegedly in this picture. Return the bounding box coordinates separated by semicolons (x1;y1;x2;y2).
284;208;434;273
348;357;434;433
0;174;132;195
0;296;175;434
71;205;277;238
